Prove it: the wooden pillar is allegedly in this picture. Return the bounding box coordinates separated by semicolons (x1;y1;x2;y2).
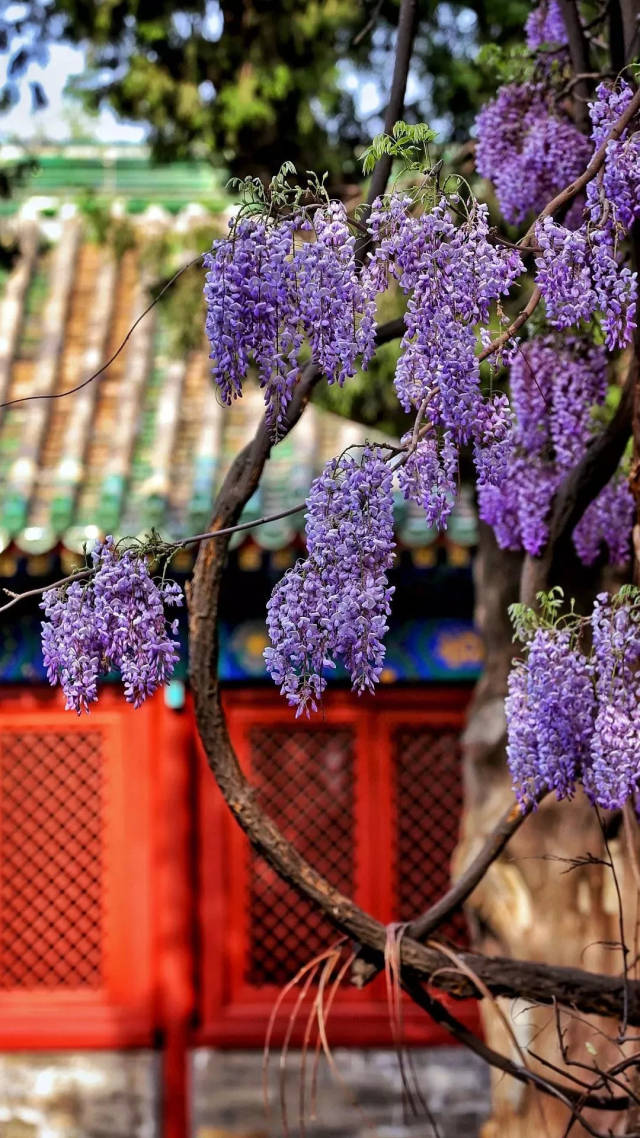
154;688;195;1138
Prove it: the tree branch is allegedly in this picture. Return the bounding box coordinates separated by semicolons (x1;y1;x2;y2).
187;605;640;1025
519;86;640;249
477;86;640;363
187;388;640;1027
360;0;418;213
557;0;592;131
408;798;539;940
402;980;630;1115
352;795;542;987
619;0;640;62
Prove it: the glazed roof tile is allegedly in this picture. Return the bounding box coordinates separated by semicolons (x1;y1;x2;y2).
0;210;478;558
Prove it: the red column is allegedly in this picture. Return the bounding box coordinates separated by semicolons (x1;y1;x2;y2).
154;691;195;1138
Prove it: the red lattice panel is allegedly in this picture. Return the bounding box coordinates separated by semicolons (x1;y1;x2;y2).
247;727;355;986
0;730;103;988
394;727;468;944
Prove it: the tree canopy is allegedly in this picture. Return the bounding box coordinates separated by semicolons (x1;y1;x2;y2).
4;1;527;179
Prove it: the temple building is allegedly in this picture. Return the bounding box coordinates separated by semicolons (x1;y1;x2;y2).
0;149;486;1138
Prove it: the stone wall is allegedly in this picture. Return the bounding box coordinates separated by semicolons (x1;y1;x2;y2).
0;1047;490;1138
191;1047;490;1138
0;1052;158;1138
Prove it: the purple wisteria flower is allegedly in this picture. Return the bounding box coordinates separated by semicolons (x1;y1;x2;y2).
397;430;458;529
573;474;634;567
525;0;567;49
583;592;640;809
265;446;395;715
41;538;182;713
364;194;522;443
476;335;613;559
506;627;595;808
472;393;515;500
534;81;640;349
203;203;378;431
507;590;640;811
475;84;590;224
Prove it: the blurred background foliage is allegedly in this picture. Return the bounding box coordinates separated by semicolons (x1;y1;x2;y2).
3;1;528;181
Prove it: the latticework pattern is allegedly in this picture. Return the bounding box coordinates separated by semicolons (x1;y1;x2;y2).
394;727;468;942
0;729;103;988
247;727;355;986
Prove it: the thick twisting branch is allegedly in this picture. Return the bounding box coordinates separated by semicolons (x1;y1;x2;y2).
189;545;640;1026
188;327;640;1034
352;795;542;987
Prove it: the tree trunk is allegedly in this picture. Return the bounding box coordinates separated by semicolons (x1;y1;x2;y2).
454;527;640;1137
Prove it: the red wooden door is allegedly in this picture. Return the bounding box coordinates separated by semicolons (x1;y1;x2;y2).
196;688;481;1047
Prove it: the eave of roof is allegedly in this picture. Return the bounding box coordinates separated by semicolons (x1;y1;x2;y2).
0;209;478;564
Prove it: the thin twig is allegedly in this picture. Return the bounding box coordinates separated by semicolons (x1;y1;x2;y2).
0;569;92;614
0;503;308;615
480;86;640;363
477;287;541;362
520;84;640;248
180;503;305;547
402;978;630;1116
597;806;630;1038
0;254;204;411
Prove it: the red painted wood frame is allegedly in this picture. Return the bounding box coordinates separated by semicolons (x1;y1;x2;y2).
196;687;482;1048
0;686;194;1065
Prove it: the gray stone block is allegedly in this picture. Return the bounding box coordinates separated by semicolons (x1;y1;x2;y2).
191;1047;490;1138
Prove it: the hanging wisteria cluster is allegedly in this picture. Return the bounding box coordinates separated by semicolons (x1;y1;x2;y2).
507;588;640;811
41;538;182;713
264;445;395;715
477;334;634;562
204;200;377;431
475;84;590;225
524;0;567;50
476;64;640;349
204;188;523;445
365;194;523;435
534;81;640;349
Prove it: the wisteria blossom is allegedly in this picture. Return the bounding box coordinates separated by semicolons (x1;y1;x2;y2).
41;538;182;713
476;335;630;563
265;446;395;715
533;81;640;349
508;591;640;812
525;0;567;50
506;627;594;807
204;202;377;430
475;84;590;224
